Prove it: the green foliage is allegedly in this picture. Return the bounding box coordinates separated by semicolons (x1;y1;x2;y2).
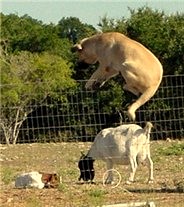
98;80;125;113
57;17;96;43
1;13;46;52
163;14;184;74
0;13;73;60
147;100;171;111
98;15;126;33
127;9;167;65
1;51;76;106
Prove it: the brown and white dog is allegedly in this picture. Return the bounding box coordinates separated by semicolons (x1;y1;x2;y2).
15;171;61;189
73;32;163;121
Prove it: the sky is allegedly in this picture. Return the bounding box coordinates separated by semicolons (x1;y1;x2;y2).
1;0;184;28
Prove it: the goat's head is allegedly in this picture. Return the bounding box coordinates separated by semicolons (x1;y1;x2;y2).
78;153;95;182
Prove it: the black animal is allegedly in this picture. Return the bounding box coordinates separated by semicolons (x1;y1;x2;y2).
78;154;95;182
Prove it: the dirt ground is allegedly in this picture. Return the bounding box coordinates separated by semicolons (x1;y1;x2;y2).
0;140;184;207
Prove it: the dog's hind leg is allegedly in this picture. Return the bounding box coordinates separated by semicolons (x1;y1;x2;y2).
123;84;140;97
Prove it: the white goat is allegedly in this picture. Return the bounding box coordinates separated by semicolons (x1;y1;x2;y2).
78;122;153;184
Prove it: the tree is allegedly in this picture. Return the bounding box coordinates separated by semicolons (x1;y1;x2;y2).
98;15;126;33
57;17;96;43
0;49;76;144
163;14;184;74
1;13;46;53
0;13;73;60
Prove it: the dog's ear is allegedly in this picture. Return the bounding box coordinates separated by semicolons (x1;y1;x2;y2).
76;44;82;51
80;151;86;159
81;151;85;156
71;44;82;52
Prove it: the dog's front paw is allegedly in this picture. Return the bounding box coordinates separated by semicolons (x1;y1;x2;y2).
127;109;136;122
85;81;94;90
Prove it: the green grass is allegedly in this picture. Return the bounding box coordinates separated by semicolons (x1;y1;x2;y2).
1;167;15;185
26;196;42;207
1;141;184;207
58;183;67;192
156;142;184;156
88;188;106;206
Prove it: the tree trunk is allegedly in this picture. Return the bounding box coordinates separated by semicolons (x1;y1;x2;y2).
1;125;11;145
1;108;28;145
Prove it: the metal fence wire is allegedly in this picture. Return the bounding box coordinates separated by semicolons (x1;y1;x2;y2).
0;74;184;144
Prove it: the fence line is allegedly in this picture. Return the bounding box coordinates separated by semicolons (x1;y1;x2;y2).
0;74;183;144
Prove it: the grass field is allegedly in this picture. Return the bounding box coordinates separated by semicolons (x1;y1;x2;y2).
0;140;184;207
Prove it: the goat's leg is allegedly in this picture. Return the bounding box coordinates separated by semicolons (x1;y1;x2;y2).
127;157;137;184
105;160;114;184
146;156;154;184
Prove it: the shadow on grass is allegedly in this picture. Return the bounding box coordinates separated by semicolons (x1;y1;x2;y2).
126;187;184;193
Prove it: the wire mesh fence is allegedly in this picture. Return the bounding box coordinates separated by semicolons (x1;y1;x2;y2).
0;74;184;144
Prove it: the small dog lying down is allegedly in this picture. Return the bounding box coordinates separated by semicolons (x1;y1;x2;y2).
78;122;153;184
15;171;61;189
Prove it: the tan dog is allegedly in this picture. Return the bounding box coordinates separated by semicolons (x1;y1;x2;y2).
73;32;163;121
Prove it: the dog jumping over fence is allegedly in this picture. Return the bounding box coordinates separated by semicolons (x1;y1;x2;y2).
72;32;163;121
